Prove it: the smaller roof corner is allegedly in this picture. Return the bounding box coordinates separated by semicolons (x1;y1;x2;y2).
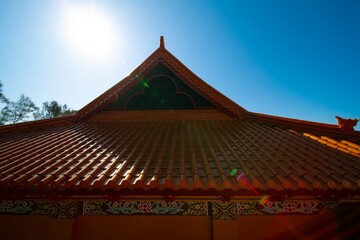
335;116;359;132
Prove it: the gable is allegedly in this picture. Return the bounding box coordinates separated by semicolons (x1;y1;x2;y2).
106;63;215;110
78;38;247;119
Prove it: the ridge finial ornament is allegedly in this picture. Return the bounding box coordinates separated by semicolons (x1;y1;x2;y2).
335;116;358;132
160;36;165;48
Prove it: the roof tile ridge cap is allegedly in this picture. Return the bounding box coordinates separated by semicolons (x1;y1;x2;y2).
244;111;340;129
160;49;247;116
0;112;79;129
0;113;79;133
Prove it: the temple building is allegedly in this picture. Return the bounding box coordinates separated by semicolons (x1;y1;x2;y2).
0;37;359;240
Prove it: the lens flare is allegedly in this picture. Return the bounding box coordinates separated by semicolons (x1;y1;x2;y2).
259;195;270;206
140;79;149;88
230;169;238;176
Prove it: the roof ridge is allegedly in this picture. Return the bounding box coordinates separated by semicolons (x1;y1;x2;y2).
245;111;360;143
0;113;79;135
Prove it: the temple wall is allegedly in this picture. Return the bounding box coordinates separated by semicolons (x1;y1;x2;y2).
0;215;49;240
74;215;212;240
0;215;73;240
0;200;351;239
47;219;73;240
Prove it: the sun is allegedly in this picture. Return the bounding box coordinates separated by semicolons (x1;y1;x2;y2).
59;2;118;59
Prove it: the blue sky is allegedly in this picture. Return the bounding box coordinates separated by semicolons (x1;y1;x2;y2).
0;0;359;129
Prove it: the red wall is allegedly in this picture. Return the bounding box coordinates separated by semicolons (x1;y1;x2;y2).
0;211;341;240
0;215;49;240
73;215;212;240
0;215;73;240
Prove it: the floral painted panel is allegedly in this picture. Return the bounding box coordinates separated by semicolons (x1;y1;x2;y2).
0;200;340;220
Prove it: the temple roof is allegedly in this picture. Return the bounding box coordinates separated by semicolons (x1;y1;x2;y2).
0;37;359;200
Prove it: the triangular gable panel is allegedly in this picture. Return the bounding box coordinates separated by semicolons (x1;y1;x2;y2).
105;62;215;110
78;37;247;118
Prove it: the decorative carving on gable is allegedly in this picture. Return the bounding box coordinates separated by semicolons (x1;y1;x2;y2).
106;63;215;110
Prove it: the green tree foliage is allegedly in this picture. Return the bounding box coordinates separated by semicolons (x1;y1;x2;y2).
34;101;76;120
0;81;76;125
0;81;8;104
1;94;38;124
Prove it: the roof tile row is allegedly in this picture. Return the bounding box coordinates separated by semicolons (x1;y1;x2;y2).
303;133;360;157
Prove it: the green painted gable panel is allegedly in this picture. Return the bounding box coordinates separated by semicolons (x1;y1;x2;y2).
106;63;215;110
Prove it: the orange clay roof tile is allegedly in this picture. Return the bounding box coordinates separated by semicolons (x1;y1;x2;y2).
304;133;360;158
1;117;359;198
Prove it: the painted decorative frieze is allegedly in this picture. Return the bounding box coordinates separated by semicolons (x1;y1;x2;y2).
83;201;208;216
0;200;340;220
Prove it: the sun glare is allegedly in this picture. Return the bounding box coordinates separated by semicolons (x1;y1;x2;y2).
59;3;118;59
